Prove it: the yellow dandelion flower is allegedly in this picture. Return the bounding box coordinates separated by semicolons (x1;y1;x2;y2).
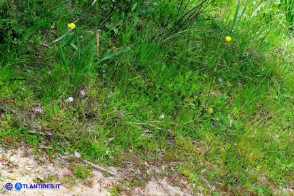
68;23;76;29
226;36;232;42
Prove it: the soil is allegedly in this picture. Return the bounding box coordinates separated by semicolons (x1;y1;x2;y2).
0;146;193;196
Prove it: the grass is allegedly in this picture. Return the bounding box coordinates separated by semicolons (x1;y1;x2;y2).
0;0;293;194
73;165;93;180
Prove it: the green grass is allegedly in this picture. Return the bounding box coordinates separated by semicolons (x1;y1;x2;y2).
0;0;293;194
73;165;93;180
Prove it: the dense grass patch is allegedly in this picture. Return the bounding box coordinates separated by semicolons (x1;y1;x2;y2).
1;0;293;194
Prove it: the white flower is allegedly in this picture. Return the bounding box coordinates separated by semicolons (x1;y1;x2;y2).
80;90;86;96
68;97;74;102
159;114;165;119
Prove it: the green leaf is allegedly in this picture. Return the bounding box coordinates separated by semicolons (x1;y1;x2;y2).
132;2;138;12
98;47;131;63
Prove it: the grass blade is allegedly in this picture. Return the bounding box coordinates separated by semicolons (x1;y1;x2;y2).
230;0;241;32
98;47;131;63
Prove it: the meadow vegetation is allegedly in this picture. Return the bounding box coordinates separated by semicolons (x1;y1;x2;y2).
0;0;293;194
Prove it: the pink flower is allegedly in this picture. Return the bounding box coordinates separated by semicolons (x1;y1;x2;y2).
32;107;43;113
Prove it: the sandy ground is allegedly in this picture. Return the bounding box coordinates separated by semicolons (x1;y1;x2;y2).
0;146;193;196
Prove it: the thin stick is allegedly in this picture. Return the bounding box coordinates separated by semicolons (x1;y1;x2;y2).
91;0;97;6
83;159;118;177
96;29;101;56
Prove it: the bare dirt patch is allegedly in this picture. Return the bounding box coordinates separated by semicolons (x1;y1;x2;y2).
0;146;117;196
0;146;193;196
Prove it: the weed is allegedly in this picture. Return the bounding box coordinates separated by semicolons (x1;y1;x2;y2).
73;165;93;180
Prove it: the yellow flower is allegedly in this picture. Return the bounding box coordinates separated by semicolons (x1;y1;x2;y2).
226;36;232;42
67;23;76;29
207;107;214;114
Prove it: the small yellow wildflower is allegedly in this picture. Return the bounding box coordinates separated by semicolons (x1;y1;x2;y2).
207;107;214;114
226;36;232;42
68;23;76;29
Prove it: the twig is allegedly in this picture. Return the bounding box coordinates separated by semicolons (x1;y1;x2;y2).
96;29;101;56
125;122;162;130
83;159;118;177
91;0;97;6
39;41;49;48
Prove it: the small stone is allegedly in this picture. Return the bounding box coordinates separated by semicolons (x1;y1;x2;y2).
74;151;81;159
